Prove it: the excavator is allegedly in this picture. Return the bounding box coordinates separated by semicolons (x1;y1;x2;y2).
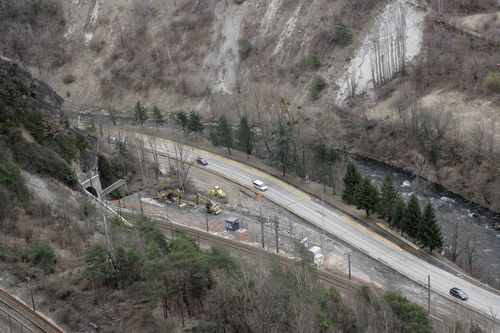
209;185;226;198
155;188;182;203
196;193;222;215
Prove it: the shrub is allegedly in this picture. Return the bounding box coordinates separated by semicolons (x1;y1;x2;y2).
310;76;327;100
334;19;353;46
238;39;252;60
384;292;432;333
79;196;96;218
21;243;57;273
0;161;29;202
63;74;76;85
308;54;321;70
482;71;500;94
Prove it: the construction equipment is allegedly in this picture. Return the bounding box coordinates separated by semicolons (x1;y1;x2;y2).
209;186;226;198
206;200;222;215
155;188;182;203
195;193;223;214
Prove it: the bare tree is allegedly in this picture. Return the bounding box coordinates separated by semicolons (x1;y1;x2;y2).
463;230;479;274
148;137;160;181
431;109;455;141
169;142;195;192
412;151;431;195
448;220;464;263
135;136;148;181
470;121;485;160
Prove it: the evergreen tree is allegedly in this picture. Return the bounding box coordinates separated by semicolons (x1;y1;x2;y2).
173;111;189;134
421;202;443;252
312;140;338;190
188;111;204;139
342;162;362;204
354;177;379;217
85;245;109;292
270;118;293;177
378;175;398;221
237;115;254;158
404;194;422;243
133;101;148;128
212;115;233;154
152;105;165;130
142;242;170;318
392;196;406;233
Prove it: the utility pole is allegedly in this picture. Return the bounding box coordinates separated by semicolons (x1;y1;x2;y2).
138;191;143;214
205;211;209;232
427;275;431;314
103;215;110;253
348;253;351;280
259;208;265;249
25;277;35;312
274;215;280;254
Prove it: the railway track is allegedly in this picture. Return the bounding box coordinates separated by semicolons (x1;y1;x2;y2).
0;287;64;333
121;211;352;291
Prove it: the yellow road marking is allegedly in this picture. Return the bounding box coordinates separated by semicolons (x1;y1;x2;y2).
377;223;420;250
138;133;401;253
146;135;310;200
341;216;402;252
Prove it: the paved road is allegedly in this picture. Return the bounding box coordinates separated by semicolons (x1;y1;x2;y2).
139;134;500;322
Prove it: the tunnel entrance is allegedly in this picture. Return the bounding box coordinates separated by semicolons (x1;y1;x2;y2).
86;186;98;198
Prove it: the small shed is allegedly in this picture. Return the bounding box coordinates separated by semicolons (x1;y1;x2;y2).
225;217;241;231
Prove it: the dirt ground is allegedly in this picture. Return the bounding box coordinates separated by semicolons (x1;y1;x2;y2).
114;157;499;332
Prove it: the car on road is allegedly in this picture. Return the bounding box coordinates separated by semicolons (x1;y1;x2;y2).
253;179;268;191
449;287;468;301
196;157;208;165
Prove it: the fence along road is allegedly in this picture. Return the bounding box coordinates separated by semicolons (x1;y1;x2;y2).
137;133;500;323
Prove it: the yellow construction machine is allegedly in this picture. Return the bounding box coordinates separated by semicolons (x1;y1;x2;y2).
206;200;222;215
155;188;182;203
209;185;226;198
196;193;222;214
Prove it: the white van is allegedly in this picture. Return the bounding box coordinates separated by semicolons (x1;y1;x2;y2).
253;179;268;191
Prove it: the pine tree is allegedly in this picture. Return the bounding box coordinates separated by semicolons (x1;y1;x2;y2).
188;111;204;139
378;175;398;221
354;177;379;217
342;162;362;204
134;101;148;128
270;118;293;177
142;242;170;318
421;202;443;252
174;111;189;134
404;194;422;243
392;196;406;233
237;115;254;158
213;115;233;154
152;105;165;130
312;140;338;191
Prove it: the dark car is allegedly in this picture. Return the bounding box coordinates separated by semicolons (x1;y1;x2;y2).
196;157;208;165
449;287;468;301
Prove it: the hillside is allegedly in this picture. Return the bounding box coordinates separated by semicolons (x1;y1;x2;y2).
0;0;499;212
0;57;446;333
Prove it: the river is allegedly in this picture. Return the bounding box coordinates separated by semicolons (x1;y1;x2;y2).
355;157;500;288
